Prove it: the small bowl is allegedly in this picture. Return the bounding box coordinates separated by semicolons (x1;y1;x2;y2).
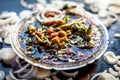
10;10;108;70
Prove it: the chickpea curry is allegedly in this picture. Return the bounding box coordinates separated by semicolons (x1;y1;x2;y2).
18;5;102;65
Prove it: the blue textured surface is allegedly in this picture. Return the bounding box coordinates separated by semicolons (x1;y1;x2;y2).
0;0;120;79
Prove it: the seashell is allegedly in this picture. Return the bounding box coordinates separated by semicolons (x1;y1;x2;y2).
108;5;120;14
19;10;32;18
108;68;119;77
32;67;50;79
103;51;118;65
0;70;5;80
61;71;78;77
0;48;17;65
114;33;120;38
4;34;10;45
91;72;117;80
114;65;120;71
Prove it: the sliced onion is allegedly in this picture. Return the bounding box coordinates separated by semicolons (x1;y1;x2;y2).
17;66;35;79
0;70;5;80
36;9;65;23
14;64;30;74
9;69;27;80
61;71;78;77
11;57;22;71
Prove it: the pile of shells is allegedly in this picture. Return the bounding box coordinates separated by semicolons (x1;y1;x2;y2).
91;51;120;80
84;0;120;28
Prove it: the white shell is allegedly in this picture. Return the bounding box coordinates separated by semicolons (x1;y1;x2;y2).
0;70;5;80
103;51;118;65
0;48;17;65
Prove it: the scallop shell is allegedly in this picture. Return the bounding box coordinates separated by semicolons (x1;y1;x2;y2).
0;48;17;65
103;51;118;65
